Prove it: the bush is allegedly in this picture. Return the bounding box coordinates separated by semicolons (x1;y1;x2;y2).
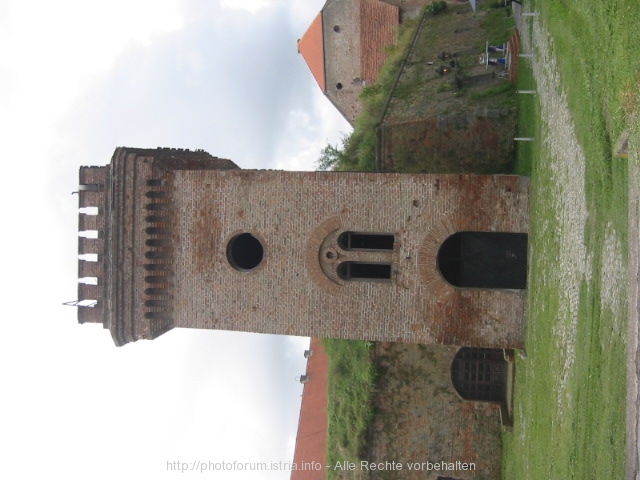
425;0;447;16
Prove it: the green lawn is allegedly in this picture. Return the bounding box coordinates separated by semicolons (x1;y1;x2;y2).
501;1;635;478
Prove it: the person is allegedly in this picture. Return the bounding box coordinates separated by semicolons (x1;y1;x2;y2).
488;57;507;66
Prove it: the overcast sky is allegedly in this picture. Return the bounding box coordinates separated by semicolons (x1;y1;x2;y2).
0;1;351;478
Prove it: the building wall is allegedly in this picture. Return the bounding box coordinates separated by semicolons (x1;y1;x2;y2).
323;0;362;123
320;0;399;124
377;3;518;173
379;112;517;173
171;169;528;348
76;148;240;345
367;343;503;479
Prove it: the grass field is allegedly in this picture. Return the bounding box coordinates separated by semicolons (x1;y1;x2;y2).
501;1;636;478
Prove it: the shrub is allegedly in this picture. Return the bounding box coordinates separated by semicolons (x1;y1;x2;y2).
425;0;447;16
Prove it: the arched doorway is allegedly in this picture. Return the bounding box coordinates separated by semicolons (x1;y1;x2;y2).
437;232;527;289
451;348;507;402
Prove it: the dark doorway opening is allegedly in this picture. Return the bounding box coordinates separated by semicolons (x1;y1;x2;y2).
451;348;507;402
437;232;527;289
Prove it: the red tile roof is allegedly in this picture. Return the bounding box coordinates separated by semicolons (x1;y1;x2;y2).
291;338;329;480
298;13;326;92
360;0;399;83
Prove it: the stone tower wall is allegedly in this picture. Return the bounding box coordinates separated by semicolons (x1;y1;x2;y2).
171;169;528;348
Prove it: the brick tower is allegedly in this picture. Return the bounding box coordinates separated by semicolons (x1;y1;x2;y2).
76;147;529;348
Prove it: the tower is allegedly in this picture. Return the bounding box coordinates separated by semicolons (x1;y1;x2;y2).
75;147;529;348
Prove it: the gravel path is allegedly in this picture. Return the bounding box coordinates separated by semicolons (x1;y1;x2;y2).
626;116;639;480
520;8;592;412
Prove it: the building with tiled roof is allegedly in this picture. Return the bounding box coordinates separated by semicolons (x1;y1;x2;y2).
297;0;400;125
290;338;329;480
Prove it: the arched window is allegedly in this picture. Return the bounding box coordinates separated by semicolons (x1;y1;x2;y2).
318;229;396;285
337;262;391;281
438;232;527;289
451;348;507;402
338;232;394;251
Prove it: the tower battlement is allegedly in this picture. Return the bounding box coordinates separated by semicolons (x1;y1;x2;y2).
75;147;238;344
77;166;108;324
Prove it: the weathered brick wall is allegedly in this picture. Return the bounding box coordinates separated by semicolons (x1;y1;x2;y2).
379;4;517;174
367;343;502;480
172;169;528;348
380;112;517;173
77;148;239;344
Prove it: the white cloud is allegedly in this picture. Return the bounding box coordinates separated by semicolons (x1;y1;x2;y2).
0;0;188;207
275;89;352;171
220;0;274;14
2;0;185;107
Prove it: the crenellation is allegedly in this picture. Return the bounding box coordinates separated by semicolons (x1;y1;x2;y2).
78;237;103;254
78;304;104;324
78;282;101;302
78;259;101;278
78;189;105;208
79;166;108;186
78;213;103;232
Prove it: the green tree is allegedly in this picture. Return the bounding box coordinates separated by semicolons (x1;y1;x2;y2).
315;135;350;171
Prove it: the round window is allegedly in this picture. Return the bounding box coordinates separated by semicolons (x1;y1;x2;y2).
227;233;264;271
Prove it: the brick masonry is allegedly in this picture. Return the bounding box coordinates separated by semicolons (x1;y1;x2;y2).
367;343;503;480
379;113;517;174
75;147;529;348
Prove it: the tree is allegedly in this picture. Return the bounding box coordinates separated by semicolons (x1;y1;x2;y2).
315;134;351;171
